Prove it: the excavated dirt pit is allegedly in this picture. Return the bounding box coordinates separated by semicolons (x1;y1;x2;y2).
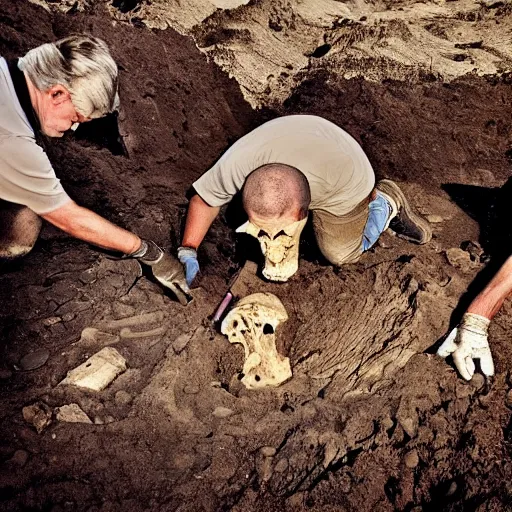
1;1;512;511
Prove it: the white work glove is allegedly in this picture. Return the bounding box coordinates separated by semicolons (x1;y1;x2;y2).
437;313;494;380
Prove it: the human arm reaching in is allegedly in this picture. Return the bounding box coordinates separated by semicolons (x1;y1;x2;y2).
178;193;221;286
42;200;190;304
438;254;512;379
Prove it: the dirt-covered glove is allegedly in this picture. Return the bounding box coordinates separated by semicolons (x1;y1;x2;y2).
437;313;494;380
129;240;191;305
177;246;199;287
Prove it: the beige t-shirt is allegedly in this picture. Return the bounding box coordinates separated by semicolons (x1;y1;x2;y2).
0;57;70;214
193;115;375;216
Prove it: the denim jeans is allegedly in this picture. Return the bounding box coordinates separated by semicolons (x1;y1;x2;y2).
361;191;392;251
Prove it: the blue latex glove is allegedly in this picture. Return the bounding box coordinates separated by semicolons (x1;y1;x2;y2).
177;246;200;287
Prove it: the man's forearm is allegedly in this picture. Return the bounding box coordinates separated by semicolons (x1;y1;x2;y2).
181;194;220;249
467;255;512;320
42;201;141;254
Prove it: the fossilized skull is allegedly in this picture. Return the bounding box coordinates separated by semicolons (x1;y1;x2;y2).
221;292;291;389
236;217;307;282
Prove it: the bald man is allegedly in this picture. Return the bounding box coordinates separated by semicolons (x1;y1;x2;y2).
176;115;431;283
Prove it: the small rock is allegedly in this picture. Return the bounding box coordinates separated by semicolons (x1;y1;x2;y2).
446;481;458;496
404;449;419;468
111;303;136;319
17;348;50;371
212;406;234;419
256;453;273;482
274;458;288;473
172;333;192;354
381;416;395;430
94;416;104;425
398;417;417;438
471;373;485;390
22;403;52;433
445;248;476;273
426;214;444;224
43;316;62;326
62;313;75;322
8;449;29;467
104;415;116;424
183;383;200;395
479;393;493;408
114;390;133;406
0;368;13;380
505;390;512;409
55;404;92;424
260;446;276;457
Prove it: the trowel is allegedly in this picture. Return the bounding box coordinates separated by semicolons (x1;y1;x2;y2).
212;260;258;323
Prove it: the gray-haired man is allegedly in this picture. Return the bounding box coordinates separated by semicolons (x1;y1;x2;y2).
0;35;189;304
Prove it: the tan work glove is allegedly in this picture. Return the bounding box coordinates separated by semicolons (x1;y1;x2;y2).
130;240;191;305
437;313;494;380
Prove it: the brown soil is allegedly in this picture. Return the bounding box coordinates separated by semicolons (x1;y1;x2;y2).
1;2;512;511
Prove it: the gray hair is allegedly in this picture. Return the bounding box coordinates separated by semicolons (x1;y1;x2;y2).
18;35;119;119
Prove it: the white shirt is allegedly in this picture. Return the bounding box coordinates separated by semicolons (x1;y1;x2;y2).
0;57;70;214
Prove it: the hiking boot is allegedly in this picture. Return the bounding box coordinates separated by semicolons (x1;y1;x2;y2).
376;179;432;244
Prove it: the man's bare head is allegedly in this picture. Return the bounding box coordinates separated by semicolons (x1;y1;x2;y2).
242;164;311;224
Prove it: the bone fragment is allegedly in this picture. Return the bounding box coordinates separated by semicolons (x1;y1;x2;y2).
22;402;52;433
120;325;167;339
60;347;126;391
221;292;292;389
55;403;92;424
101;311;165;330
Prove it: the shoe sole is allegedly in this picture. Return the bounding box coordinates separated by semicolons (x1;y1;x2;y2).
377;179;432;244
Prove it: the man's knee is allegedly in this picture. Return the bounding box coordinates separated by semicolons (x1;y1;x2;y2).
0;203;42;259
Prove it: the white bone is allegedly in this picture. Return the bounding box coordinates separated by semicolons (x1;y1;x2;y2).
221;292;291;389
236;217;307;282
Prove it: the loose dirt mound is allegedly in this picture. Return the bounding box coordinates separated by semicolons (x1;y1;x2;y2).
1;1;512;511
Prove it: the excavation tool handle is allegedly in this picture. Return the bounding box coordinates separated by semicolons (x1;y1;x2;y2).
212;291;234;323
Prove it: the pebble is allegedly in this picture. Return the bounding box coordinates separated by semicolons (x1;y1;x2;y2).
381;416;394;430
426;214;444;224
398;417;417;438
212;406;234;419
18;348;50;371
43;316;62;326
471;373;485;390
114;390;133;406
260;446;276;457
274;458;289;473
8;449;29;467
22;403;52;434
0;368;13;380
183;384;200;395
445;248;475;273
404;449;419;468
55;404;92;424
172;333;192;354
446;481;458;496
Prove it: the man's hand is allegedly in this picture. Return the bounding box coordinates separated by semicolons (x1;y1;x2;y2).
437;313;494;380
177;246;200;287
131;240;191;305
